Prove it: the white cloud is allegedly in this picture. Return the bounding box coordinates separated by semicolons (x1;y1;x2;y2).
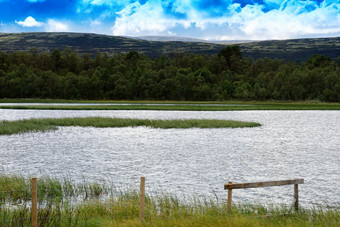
45;19;69;32
15;16;44;27
111;1;223;36
15;16;71;33
112;1;184;36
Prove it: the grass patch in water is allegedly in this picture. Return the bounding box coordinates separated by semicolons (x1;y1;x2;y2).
0;117;261;135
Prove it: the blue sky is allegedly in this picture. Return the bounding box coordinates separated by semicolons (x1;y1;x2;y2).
0;0;339;40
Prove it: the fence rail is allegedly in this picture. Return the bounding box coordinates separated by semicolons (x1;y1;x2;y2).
224;179;304;211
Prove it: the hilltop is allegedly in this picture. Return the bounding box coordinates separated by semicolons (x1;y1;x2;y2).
0;32;339;61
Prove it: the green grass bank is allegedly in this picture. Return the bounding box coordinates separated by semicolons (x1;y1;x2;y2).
0;117;261;135
1;175;339;227
0;99;340;110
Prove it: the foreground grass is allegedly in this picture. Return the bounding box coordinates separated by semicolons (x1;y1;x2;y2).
1;175;339;227
0;117;261;135
0;99;340;110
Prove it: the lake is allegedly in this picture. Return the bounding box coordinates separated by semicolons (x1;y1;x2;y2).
0;109;339;207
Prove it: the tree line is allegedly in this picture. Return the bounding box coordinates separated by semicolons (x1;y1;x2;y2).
0;46;339;101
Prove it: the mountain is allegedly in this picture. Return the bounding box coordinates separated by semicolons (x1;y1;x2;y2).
0;32;339;62
0;32;223;58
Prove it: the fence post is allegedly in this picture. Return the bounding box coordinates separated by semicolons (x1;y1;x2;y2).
294;183;299;211
139;177;145;222
31;177;37;227
227;181;232;212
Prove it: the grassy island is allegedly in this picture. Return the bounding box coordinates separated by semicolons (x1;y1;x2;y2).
0;117;261;135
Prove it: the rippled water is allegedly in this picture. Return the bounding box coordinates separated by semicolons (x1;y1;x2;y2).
0;109;339;206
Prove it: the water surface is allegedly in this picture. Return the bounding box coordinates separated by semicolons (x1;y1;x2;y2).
0;109;339;206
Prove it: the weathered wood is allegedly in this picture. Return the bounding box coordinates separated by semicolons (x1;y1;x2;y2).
139;177;145;222
294;184;299;211
227;181;232;212
224;179;304;190
31;178;37;227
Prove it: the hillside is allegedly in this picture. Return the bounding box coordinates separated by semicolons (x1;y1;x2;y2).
240;37;340;62
0;32;339;61
0;32;222;58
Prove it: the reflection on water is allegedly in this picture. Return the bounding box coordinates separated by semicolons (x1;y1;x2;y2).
0;109;339;206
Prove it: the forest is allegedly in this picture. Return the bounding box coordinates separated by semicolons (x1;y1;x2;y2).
0;46;339;102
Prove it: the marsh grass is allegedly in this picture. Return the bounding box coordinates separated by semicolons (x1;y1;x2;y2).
1;175;339;226
1;100;340;111
0;117;261;135
0;175;111;204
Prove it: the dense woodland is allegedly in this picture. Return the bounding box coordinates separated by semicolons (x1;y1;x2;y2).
0;46;339;101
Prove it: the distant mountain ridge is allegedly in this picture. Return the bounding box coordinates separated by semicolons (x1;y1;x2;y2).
133;36;254;44
132;36;208;42
0;32;339;62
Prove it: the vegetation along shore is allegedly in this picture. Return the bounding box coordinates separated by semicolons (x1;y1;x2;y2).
0;44;339;102
1;100;340;111
1;175;339;227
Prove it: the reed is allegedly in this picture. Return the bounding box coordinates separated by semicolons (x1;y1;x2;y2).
0;175;110;203
0;117;261;135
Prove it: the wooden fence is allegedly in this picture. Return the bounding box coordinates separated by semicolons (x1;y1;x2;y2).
25;177;304;225
224;179;304;211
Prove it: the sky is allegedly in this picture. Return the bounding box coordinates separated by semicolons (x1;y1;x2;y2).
0;0;339;40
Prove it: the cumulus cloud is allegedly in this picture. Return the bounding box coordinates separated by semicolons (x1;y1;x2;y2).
112;1;186;36
15;16;70;32
45;19;69;32
15;16;44;27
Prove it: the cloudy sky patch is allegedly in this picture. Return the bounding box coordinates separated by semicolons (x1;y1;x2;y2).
1;0;339;40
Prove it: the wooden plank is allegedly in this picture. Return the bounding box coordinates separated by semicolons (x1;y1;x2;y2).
139;177;145;222
31;177;37;227
224;179;304;190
